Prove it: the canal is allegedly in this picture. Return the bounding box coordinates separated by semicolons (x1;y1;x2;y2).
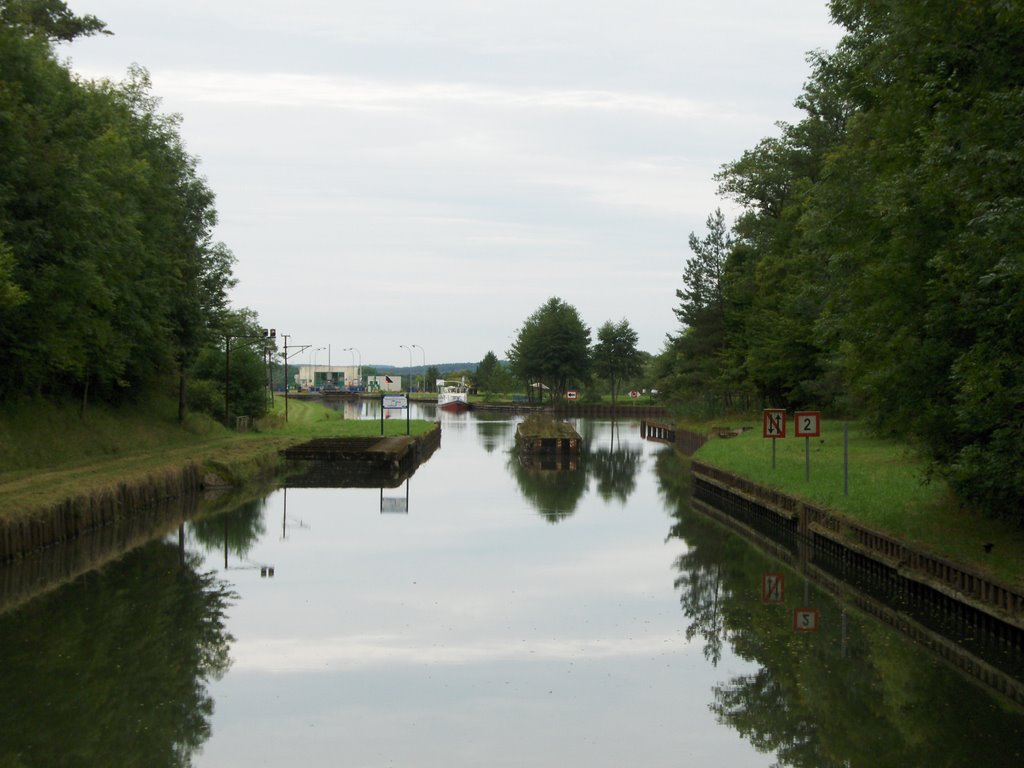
2;404;1024;766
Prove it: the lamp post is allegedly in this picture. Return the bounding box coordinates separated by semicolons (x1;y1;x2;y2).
400;344;413;392
343;346;361;389
412;343;425;392
309;346;324;389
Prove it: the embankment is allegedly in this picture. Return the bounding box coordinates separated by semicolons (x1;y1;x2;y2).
0;450;283;563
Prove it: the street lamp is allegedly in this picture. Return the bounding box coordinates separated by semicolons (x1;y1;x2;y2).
343;346;361;389
309;346;324;389
400;344;413;391
412;343;425;392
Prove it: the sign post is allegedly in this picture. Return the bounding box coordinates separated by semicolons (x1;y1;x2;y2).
763;409;786;469
794;411;821;481
381;393;410;435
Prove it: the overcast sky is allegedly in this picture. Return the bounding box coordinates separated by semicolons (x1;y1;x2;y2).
60;1;842;368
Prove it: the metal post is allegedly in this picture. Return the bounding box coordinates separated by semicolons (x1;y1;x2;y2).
412;344;425;392
400;345;413;391
224;335;231;424
844;422;849;496
283;335;289;422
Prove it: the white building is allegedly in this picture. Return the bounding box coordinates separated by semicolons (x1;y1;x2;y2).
294;364;360;390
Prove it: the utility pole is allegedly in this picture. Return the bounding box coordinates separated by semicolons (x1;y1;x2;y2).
281;334;311;422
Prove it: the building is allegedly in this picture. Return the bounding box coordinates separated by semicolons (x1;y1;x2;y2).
367;375;402;392
294;364;360;390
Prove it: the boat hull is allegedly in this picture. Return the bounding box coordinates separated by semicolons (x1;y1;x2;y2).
438;398;471;412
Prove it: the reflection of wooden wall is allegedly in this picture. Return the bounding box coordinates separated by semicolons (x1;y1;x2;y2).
691;489;1024;710
0;496;196;615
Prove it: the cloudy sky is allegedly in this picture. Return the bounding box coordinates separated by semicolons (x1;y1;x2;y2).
60;1;842;368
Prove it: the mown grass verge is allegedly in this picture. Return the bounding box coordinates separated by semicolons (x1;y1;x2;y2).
692;418;1024;588
0;396;434;521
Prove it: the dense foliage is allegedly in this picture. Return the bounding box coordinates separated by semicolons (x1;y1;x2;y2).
0;1;256;420
507;297;592;402
592;318;644;405
662;0;1024;518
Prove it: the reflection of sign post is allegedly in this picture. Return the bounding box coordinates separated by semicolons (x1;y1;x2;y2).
380;481;410;514
762;573;785;604
793;607;820;632
763;409;786;469
381;394;410;435
795;411;821;481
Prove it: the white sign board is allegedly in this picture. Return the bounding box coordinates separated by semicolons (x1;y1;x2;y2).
381;497;409;513
382;394;408;409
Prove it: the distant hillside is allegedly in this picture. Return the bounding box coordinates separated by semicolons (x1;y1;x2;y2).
372;362;482;375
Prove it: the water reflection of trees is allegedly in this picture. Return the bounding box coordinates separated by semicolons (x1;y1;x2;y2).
475;418;515;453
189;498;267;559
655;448;1024;767
507;451;587;522
508;419;643;522
0;542;235;766
589;443;642;503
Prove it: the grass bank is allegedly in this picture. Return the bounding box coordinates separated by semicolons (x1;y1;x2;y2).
0;396;434;521
691;418;1024;588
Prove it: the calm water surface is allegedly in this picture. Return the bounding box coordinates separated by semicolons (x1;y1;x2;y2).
3;404;1024;767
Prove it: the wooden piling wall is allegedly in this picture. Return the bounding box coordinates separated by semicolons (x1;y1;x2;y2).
0;450;284;564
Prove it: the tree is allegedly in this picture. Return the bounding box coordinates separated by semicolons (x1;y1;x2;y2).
0;20;242;419
591;319;642;405
0;0;109;41
424;365;440;392
475;351;499;393
675;208;731;332
507;297;590;403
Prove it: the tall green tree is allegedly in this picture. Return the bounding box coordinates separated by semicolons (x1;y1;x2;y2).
507;297;590;403
475;350;500;393
591;318;642;405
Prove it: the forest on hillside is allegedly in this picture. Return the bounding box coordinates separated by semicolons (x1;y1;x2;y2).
658;0;1023;517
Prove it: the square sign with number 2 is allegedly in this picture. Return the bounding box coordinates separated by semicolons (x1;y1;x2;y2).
794;411;821;438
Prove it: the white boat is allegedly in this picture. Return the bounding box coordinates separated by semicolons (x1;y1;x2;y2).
436;378;470;412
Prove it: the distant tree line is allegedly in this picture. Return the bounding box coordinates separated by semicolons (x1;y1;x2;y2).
0;1;269;422
656;1;1024;517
